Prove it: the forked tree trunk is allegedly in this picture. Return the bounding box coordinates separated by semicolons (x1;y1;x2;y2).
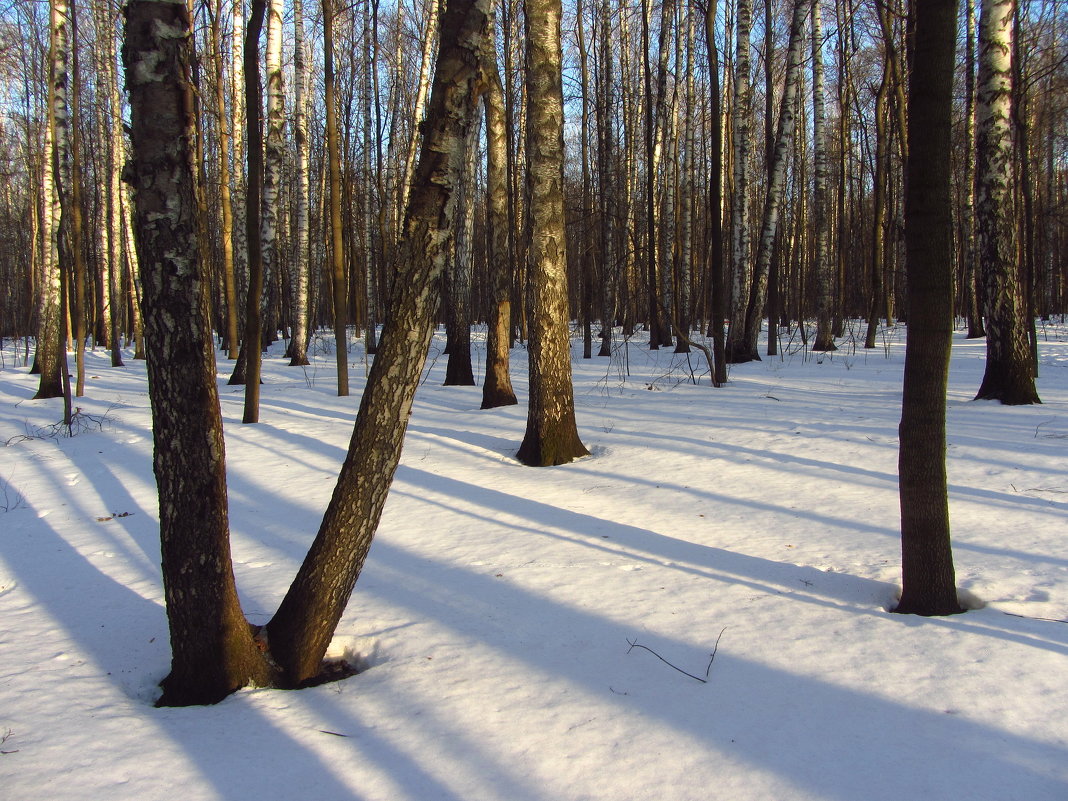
127;0;494;702
974;0;1039;404
516;0;590;466
896;0;963;618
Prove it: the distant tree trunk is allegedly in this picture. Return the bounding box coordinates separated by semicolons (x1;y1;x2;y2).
481;30;518;409
865;52;890;350
66;0;87;397
809;0;835;352
323;0;349;396
123;0;278;706
974;0;1040;404
725;0;752;360
595;0;615;358
234;0;266;417
705;0;726;385
962;0;984;339
640;0;665;349
895;0;963;618
516;0;590;466
288;0;311;366
736;0;810;363
34;74;64;400
443;117;477;386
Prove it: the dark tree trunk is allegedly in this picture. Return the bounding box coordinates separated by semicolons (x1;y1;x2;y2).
895;0;964;618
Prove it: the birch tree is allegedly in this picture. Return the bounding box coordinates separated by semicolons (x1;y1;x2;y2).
974;0;1040;404
125;0;493;704
516;0;589;466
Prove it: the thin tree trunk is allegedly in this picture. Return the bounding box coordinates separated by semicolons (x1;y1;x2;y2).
738;0;810;363
481;22;518;409
324;0;350;396
726;0;752;360
289;0;311;366
810;0;835;352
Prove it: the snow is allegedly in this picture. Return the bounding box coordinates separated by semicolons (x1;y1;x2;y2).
1;321;1067;800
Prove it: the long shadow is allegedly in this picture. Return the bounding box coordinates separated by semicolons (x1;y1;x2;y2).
355;538;1068;801
390;469;1068;659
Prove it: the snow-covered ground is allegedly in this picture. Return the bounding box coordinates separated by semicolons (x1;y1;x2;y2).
2;320;1066;801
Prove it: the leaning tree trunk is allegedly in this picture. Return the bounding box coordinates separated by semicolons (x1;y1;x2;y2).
974;0;1039;404
265;0;494;683
516;0;590;466
123;0;278;706
896;0;963;617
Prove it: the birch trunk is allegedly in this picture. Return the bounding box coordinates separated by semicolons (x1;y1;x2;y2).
736;0;810;363
288;0;311;366
266;0;493;683
516;0;589;466
124;0;278;706
974;0;1040;404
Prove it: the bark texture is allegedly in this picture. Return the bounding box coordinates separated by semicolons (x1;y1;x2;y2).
896;0;964;617
123;0;276;705
974;0;1040;404
265;0;491;684
516;0;590;466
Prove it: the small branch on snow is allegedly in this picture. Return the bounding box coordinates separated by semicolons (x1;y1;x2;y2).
705;627;727;678
626;638;707;684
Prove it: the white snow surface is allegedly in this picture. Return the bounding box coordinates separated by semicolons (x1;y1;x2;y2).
1;322;1067;801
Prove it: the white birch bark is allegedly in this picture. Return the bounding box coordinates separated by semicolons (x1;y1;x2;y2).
289;0;311;365
738;0;811;361
261;0;284;333
974;0;1039;403
398;0;440;221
